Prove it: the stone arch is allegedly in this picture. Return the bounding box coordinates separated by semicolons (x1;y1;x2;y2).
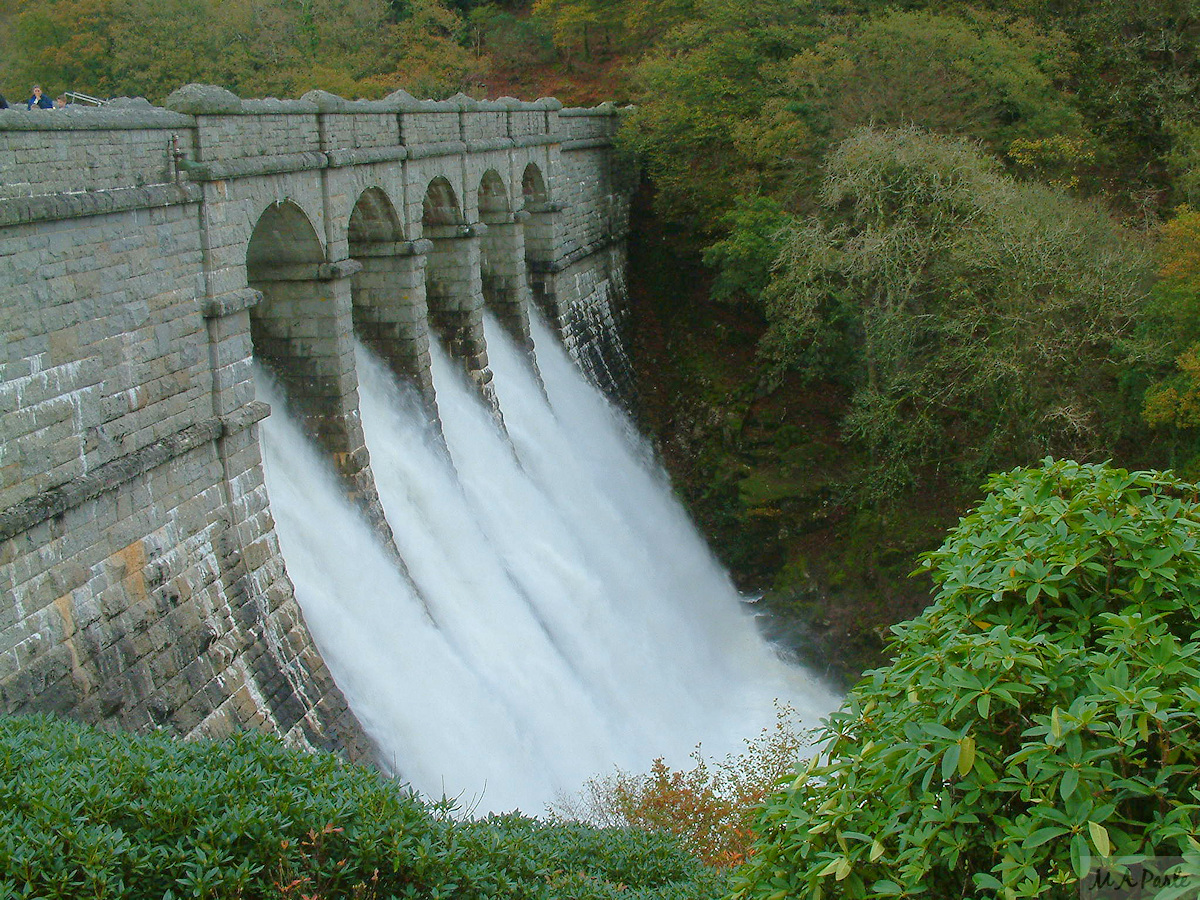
522;163;549;206
247;199;324;273
422;176;463;227
246;200;369;495
479;169;511;223
246;200;326;383
521;163;557;324
477;170;532;350
347;188;435;403
349;186;404;245
420;176;496;404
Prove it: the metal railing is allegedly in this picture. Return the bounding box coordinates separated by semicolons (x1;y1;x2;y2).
64;91;107;106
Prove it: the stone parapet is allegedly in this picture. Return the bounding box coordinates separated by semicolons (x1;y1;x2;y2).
0;86;618;200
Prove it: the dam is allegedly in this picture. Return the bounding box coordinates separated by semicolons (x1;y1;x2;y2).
0;85;831;807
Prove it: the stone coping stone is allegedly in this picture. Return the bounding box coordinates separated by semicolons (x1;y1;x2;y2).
164;84;563;116
324;146;408;168
0;86;609;125
0;418;222;542
163;84;244;114
560;137;617;152
0;183;202;227
0;103;194;130
559;102;624;117
0;402;272;542
239;97;321;114
186;150;327;181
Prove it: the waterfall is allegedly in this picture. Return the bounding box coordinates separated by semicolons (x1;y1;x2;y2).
258;316;837;814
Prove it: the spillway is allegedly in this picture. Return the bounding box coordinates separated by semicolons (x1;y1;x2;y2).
258;316;837;813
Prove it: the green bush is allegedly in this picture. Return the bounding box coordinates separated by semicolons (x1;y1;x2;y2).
0;716;725;899
732;459;1200;900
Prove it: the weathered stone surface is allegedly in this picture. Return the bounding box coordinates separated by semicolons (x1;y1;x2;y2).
0;87;631;768
163;84;243;115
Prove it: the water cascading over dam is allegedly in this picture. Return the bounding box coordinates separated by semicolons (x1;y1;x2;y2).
260;315;836;812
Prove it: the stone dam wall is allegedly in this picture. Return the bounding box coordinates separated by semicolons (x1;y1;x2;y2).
0;84;633;758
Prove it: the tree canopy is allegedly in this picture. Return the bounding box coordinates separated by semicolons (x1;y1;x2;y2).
760;126;1152;496
0;0;474;102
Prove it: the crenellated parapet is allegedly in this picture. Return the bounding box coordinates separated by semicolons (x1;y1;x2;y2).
0;85;632;758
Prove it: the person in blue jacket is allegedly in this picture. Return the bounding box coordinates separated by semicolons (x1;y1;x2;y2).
0;94;8;109
27;85;53;109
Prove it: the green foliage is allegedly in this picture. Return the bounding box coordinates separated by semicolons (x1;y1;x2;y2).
467;4;555;68
0;0;475;103
733;458;1200;900
1039;0;1200;204
532;0;695;64
530;0;614;63
618;0;826;232
703;197;796;305
0;715;721;899
1166;119;1200;207
620;4;1089;237
742;8;1088;208
1138;206;1200;472
760;126;1152;496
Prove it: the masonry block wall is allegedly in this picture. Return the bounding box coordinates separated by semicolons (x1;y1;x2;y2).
0;85;631;758
552;107;635;401
0;173;368;756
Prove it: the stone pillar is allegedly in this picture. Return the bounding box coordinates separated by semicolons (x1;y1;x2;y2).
350;238;438;418
522;200;566;333
422;223;499;413
481;213;535;354
247;258;397;545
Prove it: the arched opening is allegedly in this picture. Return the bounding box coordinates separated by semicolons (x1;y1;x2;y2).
421;177;473;359
480;169;511;221
348;188;435;402
521;163;557;324
420;176;498;405
246;200;364;483
246;200;327;386
349;187;403;245
478;170;532;348
522;164;548;206
422;176;463;228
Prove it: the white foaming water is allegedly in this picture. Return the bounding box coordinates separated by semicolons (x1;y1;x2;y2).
258;315;837;814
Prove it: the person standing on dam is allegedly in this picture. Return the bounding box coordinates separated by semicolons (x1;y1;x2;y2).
26;85;53;109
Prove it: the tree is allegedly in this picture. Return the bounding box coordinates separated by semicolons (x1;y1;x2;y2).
466;4;555;68
1;0;117;97
702;196;796;305
1141;205;1200;469
760;126;1152;496
732;458;1200;900
532;0;616;63
739;8;1090;211
619;0;824;233
0;0;474;102
1041;0;1200;206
